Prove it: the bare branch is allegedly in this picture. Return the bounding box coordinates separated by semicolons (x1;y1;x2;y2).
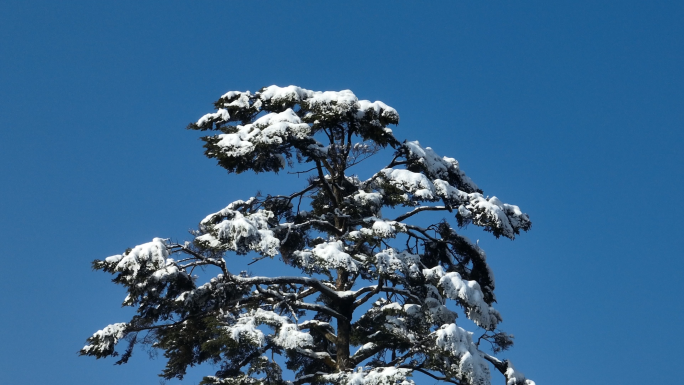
315;160;338;209
232;275;338;300
353;285;422;307
394;206;449;222
406;367;460;385
168;243;229;276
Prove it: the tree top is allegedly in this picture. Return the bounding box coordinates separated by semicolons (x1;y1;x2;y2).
82;85;534;385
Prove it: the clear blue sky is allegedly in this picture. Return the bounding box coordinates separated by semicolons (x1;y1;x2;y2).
1;1;682;384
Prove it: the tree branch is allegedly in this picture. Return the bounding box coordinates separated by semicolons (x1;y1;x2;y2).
482;352;509;375
406;367;460;385
299;320;337;344
394;206;449;222
352;285;422;307
350;342;385;365
293;372;332;385
314;159;338;208
169;243;229;276
248;282;348;321
296;348;336;368
232;275;338;300
292;301;348;321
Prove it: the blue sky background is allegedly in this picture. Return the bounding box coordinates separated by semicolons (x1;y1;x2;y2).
1;1;683;384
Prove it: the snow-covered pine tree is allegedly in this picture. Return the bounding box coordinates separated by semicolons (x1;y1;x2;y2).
81;86;535;385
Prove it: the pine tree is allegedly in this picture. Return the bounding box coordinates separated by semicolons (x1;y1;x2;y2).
81;85;535;385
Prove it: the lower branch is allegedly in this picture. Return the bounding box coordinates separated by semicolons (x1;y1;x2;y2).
408;367;460;385
232;275;339;300
293;372;332;385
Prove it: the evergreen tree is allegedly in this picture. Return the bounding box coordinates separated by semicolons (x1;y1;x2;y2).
81;85;535;385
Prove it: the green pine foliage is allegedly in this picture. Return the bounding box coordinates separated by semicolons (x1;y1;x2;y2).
81;86;534;385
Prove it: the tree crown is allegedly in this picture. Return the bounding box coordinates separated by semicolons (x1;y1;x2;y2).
82;85;534;385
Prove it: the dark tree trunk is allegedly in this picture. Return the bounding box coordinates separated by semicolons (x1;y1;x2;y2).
335;297;353;371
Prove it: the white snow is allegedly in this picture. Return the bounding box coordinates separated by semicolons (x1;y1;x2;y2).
198;203;279;257
323;367;414;385
403;304;422;317
226;308;316;349
257;85;398;123
223;92;251;109
306;89;357;112
81;322;127;355
150;263;180;283
368;218;406;238
380;302;403;312
356;100;399;121
106;238;169;282
379;168;436;200
505;363;536;385
403;141;479;192
351;190;383;209
293;240;358;273
228;309;314;350
227;315;265;346
435;323;491;385
433;179;469;203
200;198;254;225
422;282;458;325
375;248;420;278
352;342;378;359
220;90;252;101
96;85;535;385
213;108;311;158
423;265;446;281
196;108;230;126
273;323;314;349
259;85;314;103
462;193;529;238
439;272;502;330
175;281;212;306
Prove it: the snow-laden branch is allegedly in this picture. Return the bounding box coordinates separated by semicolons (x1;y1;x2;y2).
85;85;534;385
482;354;536;385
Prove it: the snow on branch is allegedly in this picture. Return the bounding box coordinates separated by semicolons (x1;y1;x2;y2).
80;323;128;358
190;85;400;174
197;199;280;257
374;165;529;239
422;265;502;330
320;367;414;385
505;364;536;385
226;309;314;350
100;238;170;283
292;240;359;274
377;168;437;201
434;324;491;385
86;85;535;385
211;109;312;158
458;194;531;239
401;140;480;193
439;272;502;330
374;248;421;280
